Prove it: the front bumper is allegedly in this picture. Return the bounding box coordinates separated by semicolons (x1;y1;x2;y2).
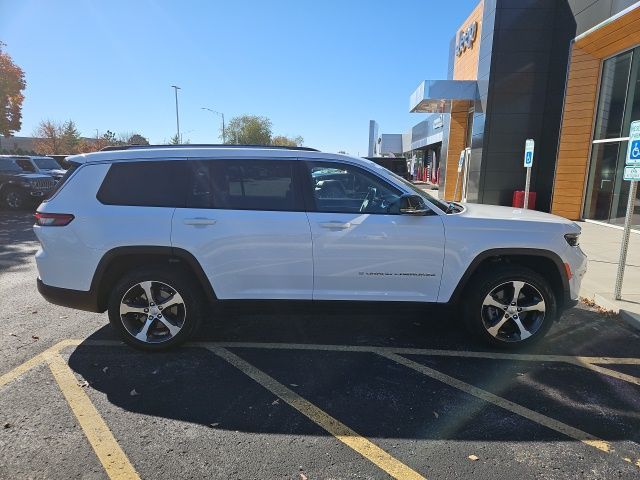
37;278;101;312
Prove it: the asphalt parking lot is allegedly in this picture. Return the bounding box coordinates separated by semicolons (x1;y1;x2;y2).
2;211;640;479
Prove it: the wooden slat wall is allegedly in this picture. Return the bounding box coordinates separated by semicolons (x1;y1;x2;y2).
552;6;640;220
452;1;484;81
551;47;599;219
443;101;470;201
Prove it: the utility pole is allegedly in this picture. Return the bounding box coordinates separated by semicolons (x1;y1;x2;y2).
171;85;181;143
201;107;225;143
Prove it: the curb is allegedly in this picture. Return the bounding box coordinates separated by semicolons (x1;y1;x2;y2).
592;293;640;331
620;309;640;331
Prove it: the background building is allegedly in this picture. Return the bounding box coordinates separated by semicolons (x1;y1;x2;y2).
383;0;640;229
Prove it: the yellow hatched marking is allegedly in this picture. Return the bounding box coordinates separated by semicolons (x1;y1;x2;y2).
0;339;81;389
208;346;426;480
378;351;611;452
47;352;140;480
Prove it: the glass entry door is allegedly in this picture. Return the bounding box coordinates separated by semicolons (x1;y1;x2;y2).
584;48;640;228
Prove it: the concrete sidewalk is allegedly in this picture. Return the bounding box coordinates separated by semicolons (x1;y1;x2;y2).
577;221;640;326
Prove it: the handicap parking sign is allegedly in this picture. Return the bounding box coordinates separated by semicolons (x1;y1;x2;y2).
627;120;640;165
523;139;534;168
629;140;640;162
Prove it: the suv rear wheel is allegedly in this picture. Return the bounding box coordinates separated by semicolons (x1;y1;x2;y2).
107;267;205;351
463;265;557;348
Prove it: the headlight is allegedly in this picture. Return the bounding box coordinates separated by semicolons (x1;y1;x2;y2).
19;180;31;187
564;233;580;247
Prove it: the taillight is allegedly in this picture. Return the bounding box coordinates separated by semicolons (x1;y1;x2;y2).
35;212;75;226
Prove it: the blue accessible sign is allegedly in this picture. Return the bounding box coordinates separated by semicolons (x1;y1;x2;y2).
523;139;534;168
626;120;640;166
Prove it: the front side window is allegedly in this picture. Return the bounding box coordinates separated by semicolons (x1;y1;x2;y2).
305;161;403;214
34;157;62;170
0;159;22;173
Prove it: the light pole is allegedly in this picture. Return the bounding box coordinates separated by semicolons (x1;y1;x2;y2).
171;85;181;143
201;107;225;143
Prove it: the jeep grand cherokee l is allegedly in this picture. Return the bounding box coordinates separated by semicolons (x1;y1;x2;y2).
34;145;587;350
0;156;56;209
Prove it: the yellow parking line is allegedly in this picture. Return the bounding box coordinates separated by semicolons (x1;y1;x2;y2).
208;346;426;480
378;351;612;453
194;342;640;386
0;339;81;389
47;352;140;480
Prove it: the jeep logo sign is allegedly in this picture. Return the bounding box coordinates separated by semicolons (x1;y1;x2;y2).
455;21;477;57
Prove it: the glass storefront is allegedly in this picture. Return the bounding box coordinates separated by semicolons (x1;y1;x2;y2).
584;47;640;228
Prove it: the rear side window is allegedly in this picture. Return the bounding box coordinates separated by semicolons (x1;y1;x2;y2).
208;160;301;211
44;163;80;201
97;161;187;207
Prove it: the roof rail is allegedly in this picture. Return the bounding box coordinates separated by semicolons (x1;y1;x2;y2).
100;144;319;152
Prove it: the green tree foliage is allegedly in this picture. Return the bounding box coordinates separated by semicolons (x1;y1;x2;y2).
169;133;180;145
224;115;272;145
271;135;304;147
127;133;149;145
0;42;26;137
60;120;82;153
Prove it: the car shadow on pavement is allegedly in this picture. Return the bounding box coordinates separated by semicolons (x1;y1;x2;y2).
0;211;38;274
67;302;640;444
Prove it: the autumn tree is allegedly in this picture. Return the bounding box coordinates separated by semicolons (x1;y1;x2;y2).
0;42;26;137
33;120;63;154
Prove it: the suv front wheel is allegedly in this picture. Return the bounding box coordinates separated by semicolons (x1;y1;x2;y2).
107;267;205;351
463;265;557;348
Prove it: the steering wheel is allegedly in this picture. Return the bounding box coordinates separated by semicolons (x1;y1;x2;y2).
360;187;377;212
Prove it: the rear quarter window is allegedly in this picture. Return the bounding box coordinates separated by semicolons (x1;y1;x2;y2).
97;161;188;207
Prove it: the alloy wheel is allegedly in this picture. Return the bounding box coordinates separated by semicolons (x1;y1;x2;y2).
6;191;22;209
119;280;186;343
480;280;546;343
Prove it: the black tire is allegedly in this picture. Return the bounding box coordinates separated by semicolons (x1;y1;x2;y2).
2;187;27;210
107;266;205;351
462;265;557;349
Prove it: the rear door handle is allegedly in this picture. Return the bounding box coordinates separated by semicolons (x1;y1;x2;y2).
183;217;217;226
319;221;351;229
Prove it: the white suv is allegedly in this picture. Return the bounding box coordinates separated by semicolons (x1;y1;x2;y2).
34;145;587;350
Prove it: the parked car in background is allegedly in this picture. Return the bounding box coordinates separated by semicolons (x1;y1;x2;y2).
365;157;410;180
0;156;56;209
13;156;67;182
34;145;586;351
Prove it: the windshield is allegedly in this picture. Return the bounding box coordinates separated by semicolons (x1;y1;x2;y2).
34;157;62;170
0;158;23;173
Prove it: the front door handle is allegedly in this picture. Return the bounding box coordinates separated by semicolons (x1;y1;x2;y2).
319;221;351;230
183;217;217;226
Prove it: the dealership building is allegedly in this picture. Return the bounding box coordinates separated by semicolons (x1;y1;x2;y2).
375;0;640;229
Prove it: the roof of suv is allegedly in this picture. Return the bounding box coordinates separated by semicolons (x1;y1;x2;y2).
68;145;356;164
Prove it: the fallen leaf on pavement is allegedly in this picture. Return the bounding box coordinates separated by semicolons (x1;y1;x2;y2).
433;411;439;418
3;423;11;429
102;367;108;373
299;474;308;480
130;389;139;396
290;384;298;387
78;380;89;388
31;310;37;314
468;454;479;461
271;399;280;405
31;336;39;340
209;423;219;428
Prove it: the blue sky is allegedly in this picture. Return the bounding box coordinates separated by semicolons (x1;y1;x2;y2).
1;0;478;154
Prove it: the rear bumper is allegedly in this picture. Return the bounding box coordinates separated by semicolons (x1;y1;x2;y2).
37;278;101;312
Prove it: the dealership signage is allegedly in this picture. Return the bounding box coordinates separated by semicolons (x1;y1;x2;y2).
455;21;478;57
433;114;443;130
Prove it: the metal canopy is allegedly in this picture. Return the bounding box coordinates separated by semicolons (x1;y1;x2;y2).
409;80;478;113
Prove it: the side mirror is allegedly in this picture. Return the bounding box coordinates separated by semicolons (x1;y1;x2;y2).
399;194;429;216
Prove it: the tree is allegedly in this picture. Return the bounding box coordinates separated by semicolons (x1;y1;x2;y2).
271;135;304;147
0;42;26;137
168;133;180;145
33;120;63;154
60;120;82;153
127;133;149;145
224;115;272;145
